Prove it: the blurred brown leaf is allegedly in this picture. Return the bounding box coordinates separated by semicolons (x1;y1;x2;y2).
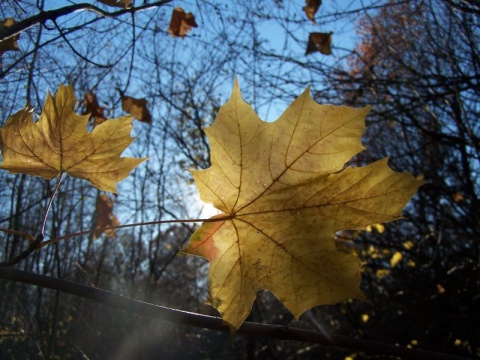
452;192;464;202
83;92;107;126
94;194;119;239
121;95;152;124
306;32;332;55
168;7;198;38
303;0;321;24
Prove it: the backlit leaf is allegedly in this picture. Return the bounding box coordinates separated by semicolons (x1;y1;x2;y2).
186;80;423;329
0;84;147;193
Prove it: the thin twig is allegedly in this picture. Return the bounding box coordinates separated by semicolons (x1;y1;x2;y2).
0;234;43;267
0;174;64;267
51;19;112;68
0;228;35;242
41;173;64;237
38;215;230;248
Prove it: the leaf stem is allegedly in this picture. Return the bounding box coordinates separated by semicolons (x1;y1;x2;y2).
39;214;231;248
41;173;65;237
0;174;66;267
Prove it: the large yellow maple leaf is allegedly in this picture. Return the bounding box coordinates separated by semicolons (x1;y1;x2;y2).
185;80;424;329
0;84;146;192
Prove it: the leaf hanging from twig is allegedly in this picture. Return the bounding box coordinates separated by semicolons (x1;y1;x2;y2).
168;7;198;38
0;84;147;193
0;18;20;67
306;32;332;55
303;0;322;24
94;193;120;239
83;92;107;126
185;79;424;329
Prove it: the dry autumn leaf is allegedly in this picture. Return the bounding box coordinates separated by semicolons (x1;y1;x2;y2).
94;193;120;239
121;95;152;124
83;92;107;126
168;7;198;38
303;0;322;24
0;18;20;66
306;32;332;55
0;84;147;193
185;79;424;329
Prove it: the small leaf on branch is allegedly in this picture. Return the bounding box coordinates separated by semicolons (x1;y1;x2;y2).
0;84;147;193
168;7;198;38
306;32;332;55
121;95;152;124
185;79;424;330
83;92;107;126
0;18;20;67
98;0;132;8
94;193;120;239
303;0;322;24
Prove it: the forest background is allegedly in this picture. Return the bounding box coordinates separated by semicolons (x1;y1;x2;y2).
0;0;479;359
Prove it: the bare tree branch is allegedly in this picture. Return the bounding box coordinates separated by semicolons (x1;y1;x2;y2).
0;267;472;360
0;1;172;42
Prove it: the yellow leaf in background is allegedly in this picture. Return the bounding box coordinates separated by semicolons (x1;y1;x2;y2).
186;79;424;329
376;269;390;278
0;84;147;193
390;251;403;267
361;314;369;323
366;223;385;233
403;240;414;250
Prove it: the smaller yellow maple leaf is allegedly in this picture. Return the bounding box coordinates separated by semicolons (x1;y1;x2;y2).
0;84;147;193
